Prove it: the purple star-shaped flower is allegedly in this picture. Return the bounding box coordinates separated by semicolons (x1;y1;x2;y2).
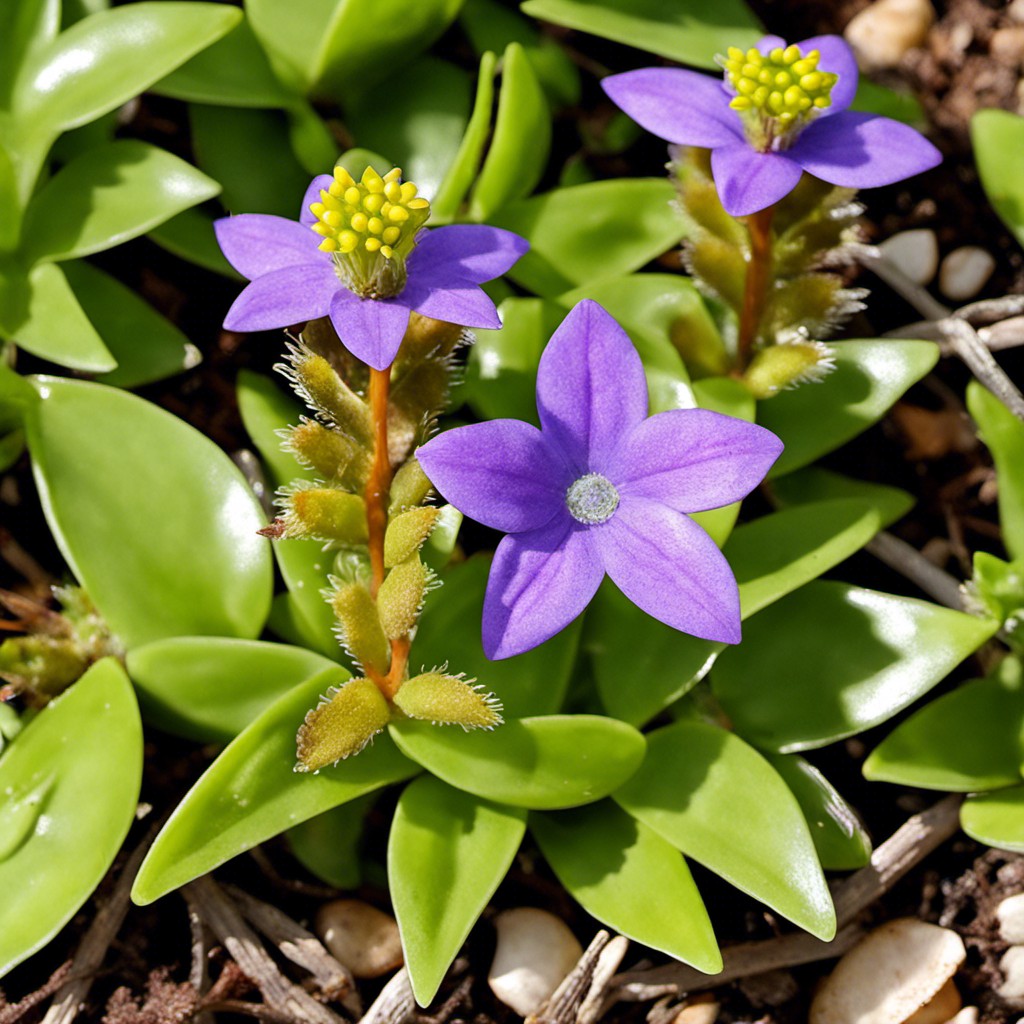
215;173;528;370
603;34;942;217
417;300;783;660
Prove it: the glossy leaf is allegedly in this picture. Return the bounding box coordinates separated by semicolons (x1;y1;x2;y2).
22;141;220;264
390;776;526;1005
864;662;1024;792
272;542;341;660
616;721;834;939
771;466;914;529
851;80;925;128
0;0;59;102
962;785;1024;852
413;557;581;718
16;2;242;132
520;0;761;69
469;44;549;219
0;262;116;371
973;109;1024;248
713;581;999;752
491;179;685;295
0;658;142;977
237;369;308;486
62;260;199;388
0;143;20;251
968;380;1024;562
132;668;418;905
389;714;645;810
27;377;272;649
148;207;241;279
766;753;872;871
286;794;375;889
127;637;337;742
531;801;721;971
758;340;939;478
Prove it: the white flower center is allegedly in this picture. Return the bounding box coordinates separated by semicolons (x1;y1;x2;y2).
566;473;619;525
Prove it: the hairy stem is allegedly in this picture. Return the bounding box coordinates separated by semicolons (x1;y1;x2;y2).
737;204;775;369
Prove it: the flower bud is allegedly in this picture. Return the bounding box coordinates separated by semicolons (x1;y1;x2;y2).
376;554;434;640
742;340;835;398
281;343;372;443
686;234;747;311
283;419;371;487
393;672;503;729
296;677;392;771
398;313;466;367
277;485;368;544
384;507;441;568
388;458;433;515
330;581;389;675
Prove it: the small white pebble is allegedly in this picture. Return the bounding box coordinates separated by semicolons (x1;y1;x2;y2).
673;1003;720;1024
945;1008;979;1024
879;229;939;285
998;893;1024;944
1001;946;1024;1003
845;0;936;71
315;899;403;979
939;246;996;301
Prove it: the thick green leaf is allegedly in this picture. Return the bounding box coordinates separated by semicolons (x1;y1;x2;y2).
864;661;1024;792
148;207;241;279
758;340;939;478
390;776;526;1005
0;658;142;978
27;377;272;648
237;369;308;486
132;668;418;905
713;581;999;752
766;753;872;871
962;785;1024;852
0;142;20;252
490;179;685;295
469;43;549;219
771;466;914;528
62;260;200;388
968;380;1024;562
22;141;220;264
389;714;645;810
273;541;341;660
532;801;721;971
286;794;374;889
347;57;472;202
0;261;116;371
851;80;925;128
414;557;580;718
973;109;1024;248
286;103;340;176
0;0;59;103
615;720;835;940
520;0;761;69
585;579;721;727
127;637;337;742
15;2;241;132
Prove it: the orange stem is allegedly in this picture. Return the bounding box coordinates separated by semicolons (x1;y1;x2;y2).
365;367;392;599
737;204;775;370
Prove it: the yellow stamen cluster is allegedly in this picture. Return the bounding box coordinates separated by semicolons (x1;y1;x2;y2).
722;45;837;125
310;166;430;261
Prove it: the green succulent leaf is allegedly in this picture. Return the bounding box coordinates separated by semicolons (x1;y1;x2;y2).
237;368;310;486
26;377;273;649
0;143;21;252
850;80;925;128
972;109;1024;249
771;466;914;528
962;785;1024;852
531;801;722;972
286;794;374;890
757;340;939;478
148;207;241;279
132;668;418;905
616;720;835;940
390;776;526;1005
127;637;337;743
389;714;645;810
0;0;59;102
713;580;999;752
0;658;142;978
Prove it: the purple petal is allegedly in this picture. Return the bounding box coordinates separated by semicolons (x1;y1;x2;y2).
594;497;741;644
215;214;321;280
710;144;803;217
223;261;336;332
328;290;411;370
403;276;501;330
536;300;648;474
602;68;742;148
799;35;859;114
788;110;942;188
416;420;571;533
300;174;334;225
756;35;786;53
483;516;604;660
606;409;783;513
409;225;529;284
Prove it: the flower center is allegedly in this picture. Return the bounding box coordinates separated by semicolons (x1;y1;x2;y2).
565;473;620;525
309;166;431;299
719;44;837;152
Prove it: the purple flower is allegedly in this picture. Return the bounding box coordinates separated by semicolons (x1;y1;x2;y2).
603;35;942;217
215;166;528;370
417;300;783;660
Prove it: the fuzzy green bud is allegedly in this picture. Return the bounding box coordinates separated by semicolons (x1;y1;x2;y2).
743;341;836;398
398;313;466;367
283;344;372;443
296;676;392;771
377;555;434;640
385;507;441;568
0;636;88;702
278;486;368;544
284;419;371;486
394;672;503;729
388;458;433;515
330;581;389;674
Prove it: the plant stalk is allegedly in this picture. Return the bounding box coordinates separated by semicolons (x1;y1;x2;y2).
737;204;775;369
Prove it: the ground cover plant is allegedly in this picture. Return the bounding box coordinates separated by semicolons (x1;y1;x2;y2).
3;1;1024;1022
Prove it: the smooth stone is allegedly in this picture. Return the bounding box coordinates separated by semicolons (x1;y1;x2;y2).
315;899;404;979
673;1003;720;1024
879;229;939;285
998;893;1024;944
945;1009;978;1024
1000;946;1024;1002
810;918;966;1024
488;908;582;1017
939;246;996;301
845;0;936;71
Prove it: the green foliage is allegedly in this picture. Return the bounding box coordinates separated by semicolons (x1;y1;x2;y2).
972;109;1024;249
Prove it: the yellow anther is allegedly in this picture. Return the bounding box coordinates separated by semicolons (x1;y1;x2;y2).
323;210;344;228
380;245;393;258
311;222;333;237
384;167;402;183
339;230;359;253
344;186;361;205
368;216;384;235
408;198;429;210
399;182;418;203
365;237;381;252
361;166;384;188
382;226;401;245
783;44;801;64
350;212;368;232
770;47;785;62
800;71;823;91
363;193;385;214
388;206;409;223
758;68;773;84
310;202;326;219
727;46;745;61
319;238;338;252
384;181;403;203
333;166;355;187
